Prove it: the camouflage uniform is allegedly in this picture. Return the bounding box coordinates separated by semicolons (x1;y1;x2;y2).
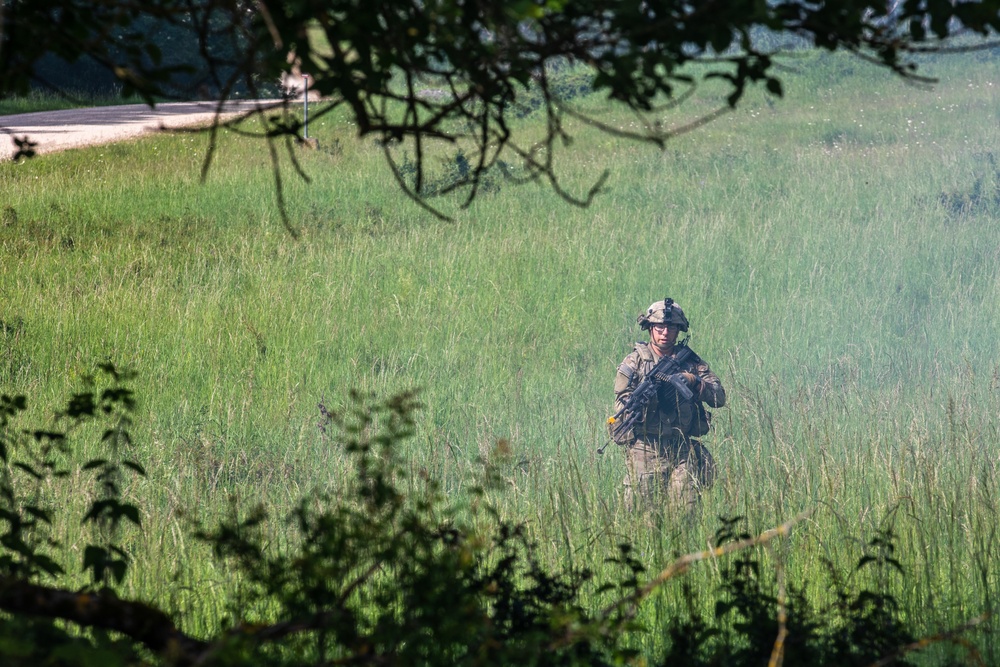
612;299;726;512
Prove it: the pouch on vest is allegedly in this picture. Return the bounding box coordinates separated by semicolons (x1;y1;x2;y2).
689;403;712;437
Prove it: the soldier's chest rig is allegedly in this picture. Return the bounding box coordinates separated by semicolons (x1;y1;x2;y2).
629;342;711;440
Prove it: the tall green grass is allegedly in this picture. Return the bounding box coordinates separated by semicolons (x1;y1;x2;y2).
1;50;999;658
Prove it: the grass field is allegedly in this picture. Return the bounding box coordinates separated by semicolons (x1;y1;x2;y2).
2;49;1000;660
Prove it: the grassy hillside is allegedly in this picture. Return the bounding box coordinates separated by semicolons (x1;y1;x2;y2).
2;50;999;659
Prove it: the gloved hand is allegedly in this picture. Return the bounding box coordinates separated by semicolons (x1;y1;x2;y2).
679;372;702;391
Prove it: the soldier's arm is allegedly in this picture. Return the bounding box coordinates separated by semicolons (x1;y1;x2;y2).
613;356;639;414
692;361;726;408
611;354;641;443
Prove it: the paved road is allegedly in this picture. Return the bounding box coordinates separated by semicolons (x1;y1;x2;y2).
0;100;285;161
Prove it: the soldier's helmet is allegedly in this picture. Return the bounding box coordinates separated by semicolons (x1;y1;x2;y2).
637;297;689;332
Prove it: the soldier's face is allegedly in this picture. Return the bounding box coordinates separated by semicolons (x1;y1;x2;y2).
650;322;679;349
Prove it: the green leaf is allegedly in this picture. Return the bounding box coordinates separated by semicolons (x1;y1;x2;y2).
82;499;114;524
122;460;146;476
31;430;66;443
24;506;53;524
120;504;142;527
110;559;128;584
66;392;97;418
83;545;106;568
1;534;34;558
32;554;65;577
0;394;27;420
13;462;43;480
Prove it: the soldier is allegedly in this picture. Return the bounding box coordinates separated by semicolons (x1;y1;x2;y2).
611;298;726;512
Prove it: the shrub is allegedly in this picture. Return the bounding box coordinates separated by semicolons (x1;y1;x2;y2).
0;375;986;666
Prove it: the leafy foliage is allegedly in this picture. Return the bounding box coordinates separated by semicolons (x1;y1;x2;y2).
0;364;143;584
191;389;643;666
661;526;920;667
2;0;999;213
0;378;990;665
0;365;150;665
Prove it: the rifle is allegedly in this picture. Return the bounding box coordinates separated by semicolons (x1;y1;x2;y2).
606;343;697;444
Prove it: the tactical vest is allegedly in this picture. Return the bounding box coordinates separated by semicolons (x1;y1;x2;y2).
619;342;711;441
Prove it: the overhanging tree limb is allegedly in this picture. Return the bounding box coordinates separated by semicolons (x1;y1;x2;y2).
2;0;999;213
0;576;209;661
600;509;813;620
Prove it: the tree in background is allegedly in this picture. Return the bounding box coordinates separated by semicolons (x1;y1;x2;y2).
2;0;999;211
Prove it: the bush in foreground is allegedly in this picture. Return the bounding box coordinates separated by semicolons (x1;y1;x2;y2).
0;369;986;666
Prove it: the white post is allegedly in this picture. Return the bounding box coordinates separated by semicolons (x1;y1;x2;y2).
302;74;310;140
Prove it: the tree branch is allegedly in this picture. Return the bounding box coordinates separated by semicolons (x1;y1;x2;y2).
866;614;990;667
0;576;208;662
601;510;812;620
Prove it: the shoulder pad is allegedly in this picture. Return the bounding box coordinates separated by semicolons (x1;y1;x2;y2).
633;342;655;362
616;363;635;382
